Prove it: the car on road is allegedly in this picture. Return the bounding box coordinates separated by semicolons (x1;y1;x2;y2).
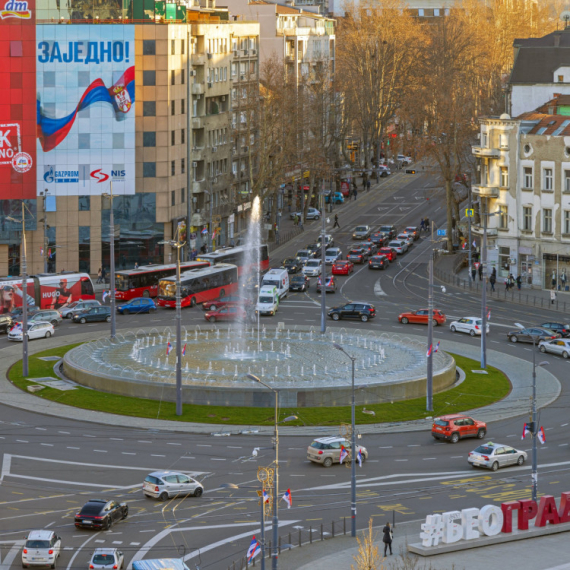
75;499;128;530
369;232;386;246
468;442;527;471
302;259;322;277
295;249;314;264
290;274;310;292
28;310;63;327
317;234;334;247
362;242;378;256
306;243;322;258
332;260;354;275
378;247;397;262
449;317;489;336
347;247;368;264
60;300;101;319
8;322;54;341
281;258;303;274
397;154;412;166
0;314;13;334
537;322;570;338
325;191;344;204
506;327;560;344
432;415;487;443
379;225;397;239
403;226;420;240
538;338;570;358
316;275;336;293
398;309;446;326
22;530;61;569
307;437;368;467
397;233;414;247
352;225;372;240
204;306;253;323
202;295;252;311
72;306;112;324
377;165;391;177
388;240;408;254
324;248;342;265
117;297;156;315
328;302;376;322
143;471;204;500
368;255;389;270
89;549;124;570
290;208;320;220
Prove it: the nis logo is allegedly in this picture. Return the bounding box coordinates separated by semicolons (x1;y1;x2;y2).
0;0;32;19
90;169;126;183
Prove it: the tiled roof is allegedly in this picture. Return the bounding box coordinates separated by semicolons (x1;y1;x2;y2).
524;114;570;136
275;4;301;14
510;47;570;84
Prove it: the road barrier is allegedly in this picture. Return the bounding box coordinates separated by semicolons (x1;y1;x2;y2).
268;225;305;253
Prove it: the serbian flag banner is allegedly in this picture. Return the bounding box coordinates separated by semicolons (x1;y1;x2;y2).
434;341;440;353
182;344;187;357
246;537;261;562
102;290;109;302
522;423;531;440
472;240;477;248
538;426;546;445
487;309;491;320
357;448;363;467
166;342;173;356
462;241;466;250
340;445;349;464
426;344;433;357
282;489;292;509
201;227;208;235
262;489;270;504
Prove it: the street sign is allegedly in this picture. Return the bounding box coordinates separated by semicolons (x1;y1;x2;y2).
437;229;447;236
465;208;474;217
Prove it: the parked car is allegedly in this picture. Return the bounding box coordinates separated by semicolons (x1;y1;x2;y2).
281;258;303;274
332;260;354;275
89;549;124;570
8;322;54;341
468;442;527;471
290;274;310;292
28;310;63;327
302;259;322;277
397;154;412;166
0;314;13;334
329;302;375;322
538;338;570;358
347;247;368;264
324;248;342;265
325;191;344;204
204;306;253;323
75;499;128;530
290;208;320;220
72;306;112;324
316;275;336;293
378;247;397;261
352;225;372;240
449;317;489;336
398;309;446;326
377;165;391;177
202;295;252;311
432;415;487;443
307;437;368;467
117;298;156;315
368;255;389;270
22;530;61;569
506;327;560;344
143;470;203;500
537;322;570;338
60;300;101;319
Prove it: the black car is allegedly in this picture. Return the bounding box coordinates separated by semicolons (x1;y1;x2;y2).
538;322;570;338
378;225;397;239
72;306;112;324
368;255;389;270
282;258;302;274
75;499;128;530
306;244;322;258
369;233;385;246
506;327;560;344
0;314;13;334
328;302;376;322
290;275;310;292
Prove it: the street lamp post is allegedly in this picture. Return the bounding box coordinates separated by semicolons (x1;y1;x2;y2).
332;343;356;537
481;198;488;369
103;183;116;339
320;184;326;334
40;190;49;273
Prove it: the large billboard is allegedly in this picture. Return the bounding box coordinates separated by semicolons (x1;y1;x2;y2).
36;25;135;195
0;0;37;199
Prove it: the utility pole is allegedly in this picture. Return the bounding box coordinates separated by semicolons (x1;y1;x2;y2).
42;190;49;273
426;221;435;412
481;198;488;369
109;183;116;339
320;183;326;334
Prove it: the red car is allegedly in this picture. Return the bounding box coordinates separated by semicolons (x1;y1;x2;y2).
378;247;396;262
432;414;487;443
202;295;251;312
332;260;354;275
398;309;446;326
204;306;252;323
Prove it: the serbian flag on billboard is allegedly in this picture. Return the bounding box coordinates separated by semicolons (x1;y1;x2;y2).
282;489;292;509
166;342;173;356
426;344;433;357
522;423;531;440
246;537;261;562
538;426;546;444
340;445;349;464
182;344;187;357
262;489;270;504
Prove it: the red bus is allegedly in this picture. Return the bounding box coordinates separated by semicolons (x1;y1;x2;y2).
0;273;95;314
115;262;210;301
157;264;239;308
196;245;269;277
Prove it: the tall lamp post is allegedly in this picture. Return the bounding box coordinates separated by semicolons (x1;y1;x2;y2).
39;189;49;273
7;207;29;376
159;238;186;416
320;183;326;334
102;183;116;339
332;343;356;537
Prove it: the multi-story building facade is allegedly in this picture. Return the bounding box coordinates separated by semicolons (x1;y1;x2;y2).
0;0;259;276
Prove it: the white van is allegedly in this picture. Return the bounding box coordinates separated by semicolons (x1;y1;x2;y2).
262;268;289;299
257;285;279;316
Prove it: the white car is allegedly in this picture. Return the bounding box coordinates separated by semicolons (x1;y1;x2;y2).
8;322;55;341
449;317;489;336
388;240;408;254
539;338;570;359
317;234;334;247
397;154;412;165
303;260;322;277
324;248;342;264
290;208;320;220
89;549;124;570
397;233;414;247
22;530;61;569
377;165;391;177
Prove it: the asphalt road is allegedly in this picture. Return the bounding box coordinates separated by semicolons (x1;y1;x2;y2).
1;171;569;570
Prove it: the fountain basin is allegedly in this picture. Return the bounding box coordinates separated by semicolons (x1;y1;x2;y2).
62;325;457;408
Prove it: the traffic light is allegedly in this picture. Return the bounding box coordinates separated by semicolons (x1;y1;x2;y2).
391;133;397;138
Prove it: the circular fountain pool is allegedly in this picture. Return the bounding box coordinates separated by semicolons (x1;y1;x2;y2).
63;325;456;407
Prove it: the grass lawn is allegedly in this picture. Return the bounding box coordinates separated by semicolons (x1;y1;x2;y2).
8;348;510;426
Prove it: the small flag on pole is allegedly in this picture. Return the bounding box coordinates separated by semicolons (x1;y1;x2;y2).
182;344;187;357
282;489;292;509
357;448;363;467
472;240;477;248
522;423;531;440
434;341;440;353
340;445;349;464
262;489;270;504
426;344;433;357
166;342;173;356
462;242;466;250
538;426;546;445
201;227;208;235
102;290;109;302
487;309;491;320
246;537;261;562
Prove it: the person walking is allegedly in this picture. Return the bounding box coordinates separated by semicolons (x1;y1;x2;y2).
516;274;522;290
420;218;425;232
366;179;371;191
382;522;393;556
471;265;477;281
424;217;430;233
354;188;358;200
551;288;557;305
101;266;107;284
489;271;496;292
333;214;340;229
478;264;483;281
96;267;102;284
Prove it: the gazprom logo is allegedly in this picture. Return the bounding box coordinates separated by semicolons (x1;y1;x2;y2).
44;166;79;183
0;0;32;19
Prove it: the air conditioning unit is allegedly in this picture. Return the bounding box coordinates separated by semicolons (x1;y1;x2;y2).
207;52;213;59
221;95;226;101
192;162;198;168
212;146;218;153
190;70;196;76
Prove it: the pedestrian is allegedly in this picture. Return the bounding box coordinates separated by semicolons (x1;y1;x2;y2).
505;278;509;291
134;262;139;270
420;218;425;232
509;273;515;290
96;267;102;284
489;272;496;292
294;214;298;226
366;179;371;191
478;264;483;281
471;265;477;281
382;522;393;556
424;217;430;232
333;214;340;229
354;188;358;200
516;274;522;290
551;288;557;305
101;267;107;284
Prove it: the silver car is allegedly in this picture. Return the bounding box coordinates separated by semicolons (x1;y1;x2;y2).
22;530;61;569
352;225;372;240
449;317;490;336
388;240;408;254
143;471;204;501
468;442;527;471
60;300;101;319
303;259;322;277
539;338;570;358
324;248;342;265
397;233;414;247
89;549;124;570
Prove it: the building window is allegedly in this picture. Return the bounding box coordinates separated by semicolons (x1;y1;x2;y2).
565;170;570;192
524;167;533;189
171;160;176;176
171;39;176;55
171;70;175;85
543;209;553;233
481;132;488;147
171;190;176;206
499;205;508;229
181;129;185;144
565;211;570;234
523;206;532;231
544;168;553;190
171;100;176;116
143;132;156;147
181;69;185;84
500;167;508;187
143;71;156;86
559;75;564;82
143;162;156;178
78;226;90;274
78;196;90;211
181;188;185;203
181;99;185;114
171;130;175;146
181;39;185;55
143;40;156;55
181;158;185;174
143;101;156;116
499;134;508;148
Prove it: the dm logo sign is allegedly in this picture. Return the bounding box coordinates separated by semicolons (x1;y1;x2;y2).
0;0;32;19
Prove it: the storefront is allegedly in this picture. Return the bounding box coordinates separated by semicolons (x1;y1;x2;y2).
543;254;570;291
518;246;534;286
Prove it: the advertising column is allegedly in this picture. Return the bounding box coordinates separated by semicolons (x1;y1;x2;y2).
0;0;36;199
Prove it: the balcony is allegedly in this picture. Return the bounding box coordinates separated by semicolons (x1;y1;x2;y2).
192;180;205;193
471;225;498;237
285;53;296;62
191;53;206;66
191;212;204;226
278;26;326;36
191;82;204;95
192;117;204;129
472;146;501;159
472;184;500;198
